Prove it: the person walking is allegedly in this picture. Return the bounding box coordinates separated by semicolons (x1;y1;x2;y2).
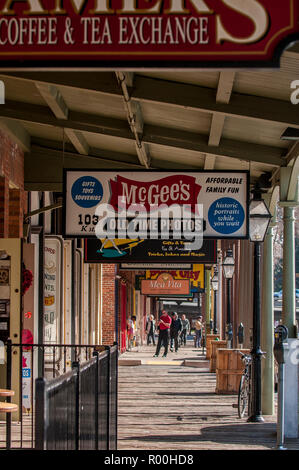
146;314;156;345
127;317;134;351
170;312;182;353
194;316;203;348
180;314;190;346
153;310;172;358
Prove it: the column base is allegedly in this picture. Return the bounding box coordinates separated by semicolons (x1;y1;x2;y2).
247;415;265;423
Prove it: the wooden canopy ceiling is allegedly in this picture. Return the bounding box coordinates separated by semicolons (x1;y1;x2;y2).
0;41;299;196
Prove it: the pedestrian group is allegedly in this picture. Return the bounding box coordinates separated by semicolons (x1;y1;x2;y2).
145;311;203;358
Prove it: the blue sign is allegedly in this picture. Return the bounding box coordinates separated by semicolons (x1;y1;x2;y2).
71;176;103;208
22;368;31;378
208;197;245;235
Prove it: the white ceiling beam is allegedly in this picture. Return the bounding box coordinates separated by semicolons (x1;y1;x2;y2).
205;71;236;168
284;140;299;166
116;71;150;168
216;71;236;104
35;82;90;155
0;98;283;167
5;73;299;129
35;83;69;120
203;154;216;170
135;142;150;168
144;125;283;167
0;118;30;152
120;72;135;88
208;114;226;147
131;76;299;129
64;129;90;156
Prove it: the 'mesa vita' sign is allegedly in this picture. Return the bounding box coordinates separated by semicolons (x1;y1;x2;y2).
63;169;249;242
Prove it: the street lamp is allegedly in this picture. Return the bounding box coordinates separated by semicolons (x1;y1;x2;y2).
248;185;271;423
223;249;235;348
211;267;219;334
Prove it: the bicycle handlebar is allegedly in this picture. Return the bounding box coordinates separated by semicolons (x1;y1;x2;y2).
238;350;266;361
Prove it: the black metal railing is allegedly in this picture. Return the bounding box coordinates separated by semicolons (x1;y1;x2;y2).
35;345;118;450
0;341;118;450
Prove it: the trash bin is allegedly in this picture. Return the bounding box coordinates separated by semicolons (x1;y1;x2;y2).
206;334;220;359
210;340;228;373
215;348;250;394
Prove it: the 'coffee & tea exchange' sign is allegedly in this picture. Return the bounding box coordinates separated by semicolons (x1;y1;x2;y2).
0;1;298;67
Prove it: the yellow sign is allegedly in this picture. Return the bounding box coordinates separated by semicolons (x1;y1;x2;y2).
44;295;55;306
146;264;204;289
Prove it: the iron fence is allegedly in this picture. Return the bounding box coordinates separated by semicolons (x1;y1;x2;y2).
0;341;118;450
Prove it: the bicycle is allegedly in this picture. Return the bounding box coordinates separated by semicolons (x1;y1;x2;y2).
237;351;252;418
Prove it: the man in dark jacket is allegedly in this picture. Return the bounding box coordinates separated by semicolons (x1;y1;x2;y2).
170;312;182;352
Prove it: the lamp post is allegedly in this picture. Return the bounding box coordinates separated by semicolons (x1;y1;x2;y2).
222;250;235;348
211;268;219;335
248;185;271;423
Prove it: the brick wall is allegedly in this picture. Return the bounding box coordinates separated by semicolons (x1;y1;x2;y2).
101;263;116;345
0;129;26;238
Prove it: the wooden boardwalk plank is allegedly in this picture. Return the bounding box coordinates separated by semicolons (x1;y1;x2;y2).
118;344;299;451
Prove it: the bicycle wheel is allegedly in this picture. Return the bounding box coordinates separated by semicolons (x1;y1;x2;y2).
238;375;249;418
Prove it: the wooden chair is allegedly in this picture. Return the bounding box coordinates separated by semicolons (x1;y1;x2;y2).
0;388;18;449
0;402;18;413
0;389;15;398
0;389;18;412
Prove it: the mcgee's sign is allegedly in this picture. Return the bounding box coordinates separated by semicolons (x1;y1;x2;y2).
63;169;249;241
0;0;298;67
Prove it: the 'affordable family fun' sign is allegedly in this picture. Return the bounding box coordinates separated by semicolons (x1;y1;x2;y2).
64;169;249;245
0;0;298;67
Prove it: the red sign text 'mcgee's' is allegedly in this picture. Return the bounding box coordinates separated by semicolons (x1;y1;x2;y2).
109;175;202;211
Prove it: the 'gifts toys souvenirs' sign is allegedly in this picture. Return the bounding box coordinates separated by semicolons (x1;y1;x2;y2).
0;0;298;67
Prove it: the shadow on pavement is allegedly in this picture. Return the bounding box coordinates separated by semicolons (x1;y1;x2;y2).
122;422;277;449
157;392;217;397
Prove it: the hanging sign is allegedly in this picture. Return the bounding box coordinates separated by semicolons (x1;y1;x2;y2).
120;263;193;270
0;1;298;67
22;350;32;411
146;263;204;289
64;169;249;241
84;238;216;264
44;237;63;347
141;273;190;296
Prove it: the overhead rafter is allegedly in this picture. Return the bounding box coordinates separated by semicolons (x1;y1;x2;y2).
0;99;132;139
25;140;266;190
284;140;299;166
0;99;285;167
35;82;90;155
4;73;299;129
0;118;30;152
205;71;236;170
208;72;235;145
143;125;283;167
35;83;69;120
25;143;143;190
115;71;151;168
